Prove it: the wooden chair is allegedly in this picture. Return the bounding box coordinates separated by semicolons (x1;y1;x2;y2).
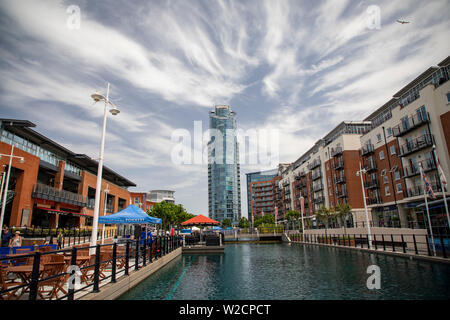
39;246;54;253
0;266;24;300
50;254;65;263
37;262;67;300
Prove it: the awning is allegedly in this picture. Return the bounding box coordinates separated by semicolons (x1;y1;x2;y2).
36;207;90;217
98;205;161;224
181;214;219;226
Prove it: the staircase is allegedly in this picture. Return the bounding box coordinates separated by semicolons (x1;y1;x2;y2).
0;190;16;209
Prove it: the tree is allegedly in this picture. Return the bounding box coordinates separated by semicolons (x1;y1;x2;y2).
286;210;300;230
148;202;194;230
335;203;352;234
222;218;232;228
316;205;332;235
238;217;250;228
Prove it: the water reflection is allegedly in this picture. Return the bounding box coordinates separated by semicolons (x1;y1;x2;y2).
118;243;450;300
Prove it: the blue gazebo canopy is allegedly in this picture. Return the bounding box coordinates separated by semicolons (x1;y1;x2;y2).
99;205;161;224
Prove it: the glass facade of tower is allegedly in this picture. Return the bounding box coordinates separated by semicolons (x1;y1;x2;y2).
208;105;241;224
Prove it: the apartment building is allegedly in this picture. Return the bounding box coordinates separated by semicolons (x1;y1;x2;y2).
130;192;155;212
247;169;280;222
360;56;450;232
278;122;372;226
0;119;136;229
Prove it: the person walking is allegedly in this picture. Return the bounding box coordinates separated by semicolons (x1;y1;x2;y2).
9;231;22;247
57;230;64;250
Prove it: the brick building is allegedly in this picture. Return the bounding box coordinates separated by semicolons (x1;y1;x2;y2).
0;119;136;229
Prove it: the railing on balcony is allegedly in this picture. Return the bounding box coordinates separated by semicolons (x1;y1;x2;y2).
335;175;346;184
399;134;434;157
331;147;343;157
313;183;324;192
32;183;88;207
307;159;321;170
333;160;344;170
336;190;347;198
364;161;377;172
361;143;375;156
313;196;324;204
365;178;379;189
367;196;382;205
392;112;430;137
312;171;322;181
406;183;442;198
403;159;437;178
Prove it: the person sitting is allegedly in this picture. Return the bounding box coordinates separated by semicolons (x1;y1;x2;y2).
1;226;13;247
9;231;22;248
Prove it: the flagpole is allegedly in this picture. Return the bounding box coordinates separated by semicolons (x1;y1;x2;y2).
420;163;436;256
300;195;305;235
432;145;450;230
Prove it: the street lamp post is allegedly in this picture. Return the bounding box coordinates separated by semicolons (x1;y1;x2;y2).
89;83;120;253
0;146;25;240
101;186;110;245
356;161;372;249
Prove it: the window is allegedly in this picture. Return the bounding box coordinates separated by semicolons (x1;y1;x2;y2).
390;145;396;155
383;175;389;184
447;92;450;103
394;171;401;181
386;127;393;137
329;189;333;196
396;183;403;193
381;169;386;176
326;163;329;170
379;151;385;160
377;133;382;143
385;186;391;196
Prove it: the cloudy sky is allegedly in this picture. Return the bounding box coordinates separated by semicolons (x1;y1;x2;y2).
0;0;449;218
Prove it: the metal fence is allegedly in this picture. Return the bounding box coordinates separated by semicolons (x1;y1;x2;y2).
290;232;449;259
0;235;183;300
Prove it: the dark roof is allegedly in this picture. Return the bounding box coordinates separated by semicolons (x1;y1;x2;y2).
0;119;136;187
437;55;450;67
364;97;398;121
393;67;439;98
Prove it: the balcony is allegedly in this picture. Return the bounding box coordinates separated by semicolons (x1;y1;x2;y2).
333;160;344;170
32;183;88;207
404;159;437;178
294;171;306;180
336;190;347;198
364;178;379;189
307;159;321;170
364;161;377;172
312;171;322;181
406;183;441;198
392;112;430;137
335;175;346;184
313;196;324;204
313;183;324;192
399;134;434;157
331;147;343;157
282;180;290;187
367;196;382;205
361;143;375;156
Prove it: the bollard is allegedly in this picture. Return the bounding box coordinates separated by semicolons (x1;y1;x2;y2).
93;245;101;293
135;239;139;271
111;243;117;283
413;235;418;255
125;240;130;276
440;235;447;258
68;247;78;300
28;252;41;300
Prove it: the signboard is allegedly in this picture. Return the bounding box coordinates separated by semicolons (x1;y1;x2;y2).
21;209;30;227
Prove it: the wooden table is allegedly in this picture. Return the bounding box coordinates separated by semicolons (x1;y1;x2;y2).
7;264;45;295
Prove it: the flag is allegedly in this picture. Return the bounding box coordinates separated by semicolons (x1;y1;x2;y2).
300;196;305;214
420;164;436;199
436;155;448;190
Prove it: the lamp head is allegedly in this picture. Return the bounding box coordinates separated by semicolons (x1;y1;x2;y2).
109;107;120;116
19;158;25;164
91;92;105;102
